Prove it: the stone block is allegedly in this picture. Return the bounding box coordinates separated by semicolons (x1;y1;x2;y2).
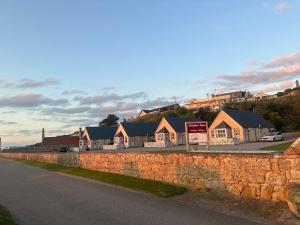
261;185;273;200
286;183;300;218
243;186;257;198
265;171;287;186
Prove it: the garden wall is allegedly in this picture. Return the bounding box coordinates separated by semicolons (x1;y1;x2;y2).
2;149;300;202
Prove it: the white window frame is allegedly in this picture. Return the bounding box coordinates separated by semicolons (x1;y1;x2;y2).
213;129;227;138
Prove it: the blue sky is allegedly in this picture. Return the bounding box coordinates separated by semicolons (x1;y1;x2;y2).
0;0;300;147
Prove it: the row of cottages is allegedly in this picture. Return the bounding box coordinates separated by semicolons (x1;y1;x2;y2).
80;109;274;150
209;109;274;144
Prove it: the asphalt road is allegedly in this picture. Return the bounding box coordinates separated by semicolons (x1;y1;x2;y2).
0;158;264;225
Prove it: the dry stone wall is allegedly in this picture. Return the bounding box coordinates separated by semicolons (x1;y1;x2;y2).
2;151;300;202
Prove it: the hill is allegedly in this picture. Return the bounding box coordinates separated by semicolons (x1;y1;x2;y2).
131;95;300;132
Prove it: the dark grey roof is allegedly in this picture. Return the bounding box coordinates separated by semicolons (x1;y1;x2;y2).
223;109;274;128
215;121;231;129
85;127;116;140
164;116;201;133
120;122;157;136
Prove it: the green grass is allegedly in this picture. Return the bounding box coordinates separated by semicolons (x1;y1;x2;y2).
16;159;186;197
260;142;293;153
0;205;17;225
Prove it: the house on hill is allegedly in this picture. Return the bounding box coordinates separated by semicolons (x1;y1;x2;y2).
138;104;180;117
209;109;274;144
80;127;115;150
104;122;157;149
149;116;200;146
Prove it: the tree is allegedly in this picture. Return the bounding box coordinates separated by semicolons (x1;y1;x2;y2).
99;114;119;127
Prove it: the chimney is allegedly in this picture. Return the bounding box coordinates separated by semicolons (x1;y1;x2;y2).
79;128;83;140
42;128;45;143
296;80;299;88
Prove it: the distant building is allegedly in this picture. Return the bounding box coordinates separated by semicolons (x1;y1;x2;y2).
249;93;278;101
40;129;79;151
138;104;180;117
184;91;246;111
209;109;274;144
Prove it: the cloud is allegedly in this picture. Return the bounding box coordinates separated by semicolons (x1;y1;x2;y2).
42;106;91;115
62;89;86;95
254;80;294;94
1;111;17;114
245;59;259;66
0;78;60;89
74;92;147;105
0;93;68;108
0;120;17;125
215;51;300;89
264;52;300;68
274;1;290;14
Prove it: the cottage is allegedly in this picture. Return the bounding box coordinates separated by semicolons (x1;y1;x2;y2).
112;122;156;148
209;109;274;144
80;127;115;150
152;116;200;146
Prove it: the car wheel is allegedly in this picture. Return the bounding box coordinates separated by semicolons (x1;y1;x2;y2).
272;138;275;142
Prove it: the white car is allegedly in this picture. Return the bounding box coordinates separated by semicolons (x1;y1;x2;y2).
261;132;284;142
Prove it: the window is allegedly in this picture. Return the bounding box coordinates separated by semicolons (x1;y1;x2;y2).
234;128;240;137
214;129;226;138
171;133;175;140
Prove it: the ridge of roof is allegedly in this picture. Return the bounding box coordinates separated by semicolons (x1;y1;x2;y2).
85;126;116;140
120;122;157;136
164;116;201;132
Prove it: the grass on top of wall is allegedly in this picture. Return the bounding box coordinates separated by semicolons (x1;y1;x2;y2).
0;205;18;225
260;142;293;153
16;159;186;197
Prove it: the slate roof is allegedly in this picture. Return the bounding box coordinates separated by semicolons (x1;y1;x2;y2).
42;136;79;147
85;127;116;140
223;109;274;128
120;122;157;136
215;121;231;129
164;116;201;133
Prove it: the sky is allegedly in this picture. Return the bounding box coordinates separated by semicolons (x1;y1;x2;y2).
0;0;300;147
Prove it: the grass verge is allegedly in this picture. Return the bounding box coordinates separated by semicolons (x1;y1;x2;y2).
15;159;186;197
260;142;293;153
0;205;17;225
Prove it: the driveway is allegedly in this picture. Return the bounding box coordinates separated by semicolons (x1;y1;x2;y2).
0;158;266;225
97;132;298;153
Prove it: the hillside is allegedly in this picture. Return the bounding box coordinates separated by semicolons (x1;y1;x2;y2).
131;95;300;132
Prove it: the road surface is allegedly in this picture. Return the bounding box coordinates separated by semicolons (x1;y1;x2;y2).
0;158;265;225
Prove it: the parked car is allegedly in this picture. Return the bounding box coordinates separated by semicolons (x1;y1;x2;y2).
261;132;284;142
59;146;70;152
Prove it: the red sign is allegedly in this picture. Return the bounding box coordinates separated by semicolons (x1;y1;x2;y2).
187;122;208;133
186;122;208;145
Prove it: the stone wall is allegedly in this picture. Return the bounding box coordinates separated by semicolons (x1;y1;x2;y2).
1;150;300;202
